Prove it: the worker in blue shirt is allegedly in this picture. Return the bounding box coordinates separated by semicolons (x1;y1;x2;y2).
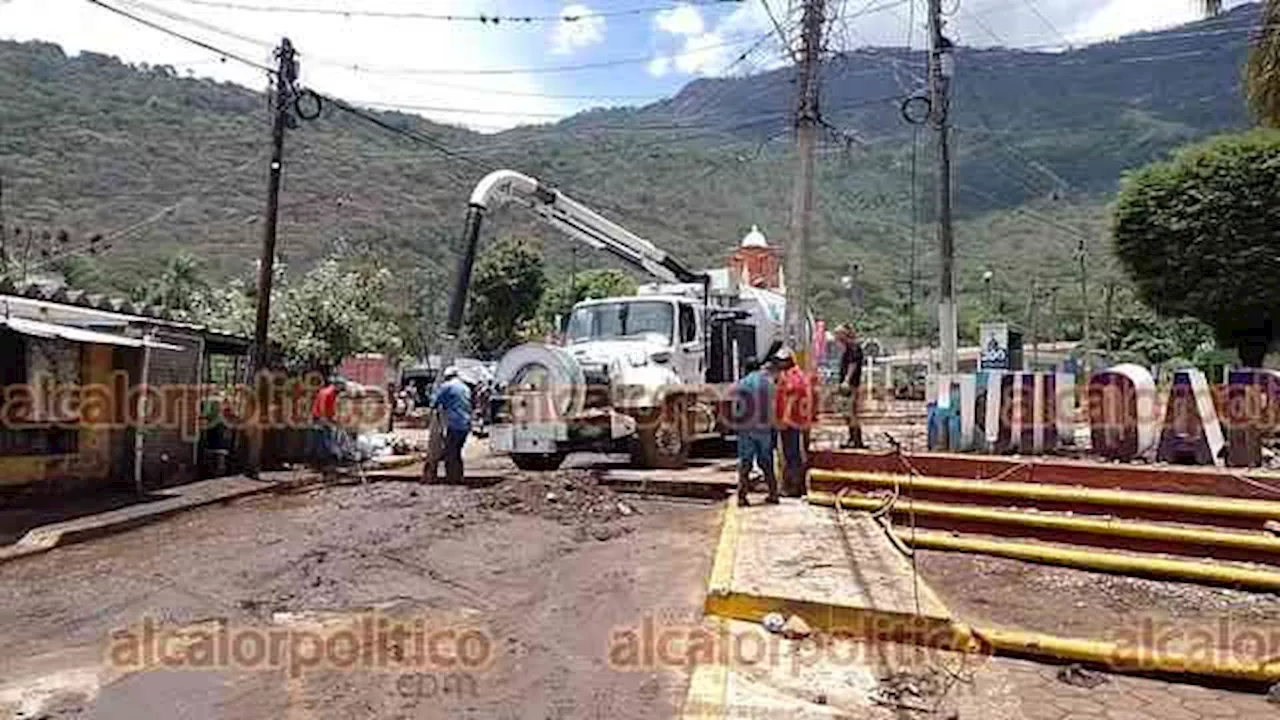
732;358;779;507
431;367;473;484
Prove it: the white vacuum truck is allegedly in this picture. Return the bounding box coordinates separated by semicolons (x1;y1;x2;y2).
441;169;788;470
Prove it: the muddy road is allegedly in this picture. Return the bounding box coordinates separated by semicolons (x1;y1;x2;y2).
0;470;721;719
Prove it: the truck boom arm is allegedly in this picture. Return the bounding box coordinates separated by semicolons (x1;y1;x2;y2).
443;169;705;360
473;170;701;284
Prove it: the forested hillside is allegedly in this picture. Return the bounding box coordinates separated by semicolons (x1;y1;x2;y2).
0;3;1257;338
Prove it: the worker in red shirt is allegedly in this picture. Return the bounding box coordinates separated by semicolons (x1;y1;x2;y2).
772;347;815;497
311;376;343;479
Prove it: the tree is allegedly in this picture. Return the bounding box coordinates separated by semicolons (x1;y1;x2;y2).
132;252;209;315
192;255;404;373
1201;0;1280;127
537;268;638;329
465;238;546;357
1104;286;1216;367
1113;130;1280;367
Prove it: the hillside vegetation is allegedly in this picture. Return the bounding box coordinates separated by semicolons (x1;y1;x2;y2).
0;4;1258;344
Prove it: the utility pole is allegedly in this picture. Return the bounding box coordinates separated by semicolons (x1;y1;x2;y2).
783;0;824;361
928;0;957;374
1048;286;1058;345
0;175;8;278
1027;276;1039;369
249;37;298;475
1103;281;1115;354
1078;237;1089;370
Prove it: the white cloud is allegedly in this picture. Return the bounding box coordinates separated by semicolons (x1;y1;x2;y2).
646;55;671;77
551;3;605;55
0;0;578;131
1067;0;1208;44
674;32;730;75
655;4;705;37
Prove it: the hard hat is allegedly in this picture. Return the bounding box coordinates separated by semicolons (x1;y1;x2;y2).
442;366;460;380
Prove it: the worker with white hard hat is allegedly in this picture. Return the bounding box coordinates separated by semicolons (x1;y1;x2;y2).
430;366;473;484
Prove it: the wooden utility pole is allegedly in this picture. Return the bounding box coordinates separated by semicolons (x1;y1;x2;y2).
928;0;957;373
249;37;297;475
783;0;824;359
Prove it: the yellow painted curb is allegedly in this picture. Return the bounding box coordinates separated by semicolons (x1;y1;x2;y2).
809;469;1280;523
705;499;740;597
808;490;1280;559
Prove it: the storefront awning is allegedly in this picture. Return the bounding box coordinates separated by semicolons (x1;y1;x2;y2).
1;317;183;351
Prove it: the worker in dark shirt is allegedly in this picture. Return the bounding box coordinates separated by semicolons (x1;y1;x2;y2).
836;324;866;449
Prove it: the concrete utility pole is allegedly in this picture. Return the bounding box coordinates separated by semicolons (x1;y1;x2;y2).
1077;236;1090;370
783;0;825;360
0;175;8;278
249;37;297;474
1028;275;1039;369
927;0;957;374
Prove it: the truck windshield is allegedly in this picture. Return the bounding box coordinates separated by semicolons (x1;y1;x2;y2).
567;301;673;344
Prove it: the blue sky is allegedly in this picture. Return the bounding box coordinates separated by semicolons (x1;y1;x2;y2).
0;0;1250;131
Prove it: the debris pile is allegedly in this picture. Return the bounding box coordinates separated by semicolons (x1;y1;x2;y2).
475;470;637;540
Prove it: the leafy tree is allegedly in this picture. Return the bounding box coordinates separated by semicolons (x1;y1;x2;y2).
465;238;546;357
1105;287;1216;367
131;252;208;314
193;256;404;373
537;268;638;329
1202;0;1280;126
1113;130;1280;367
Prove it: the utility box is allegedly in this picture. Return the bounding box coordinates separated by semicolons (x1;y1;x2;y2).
979;322;1024;371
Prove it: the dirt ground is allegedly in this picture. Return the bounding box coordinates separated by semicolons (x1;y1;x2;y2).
916;545;1280;649
0;466;721;719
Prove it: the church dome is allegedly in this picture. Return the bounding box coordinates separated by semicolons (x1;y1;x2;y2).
740;225;768;248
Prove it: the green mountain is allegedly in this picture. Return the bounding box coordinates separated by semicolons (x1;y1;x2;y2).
0;3;1258;341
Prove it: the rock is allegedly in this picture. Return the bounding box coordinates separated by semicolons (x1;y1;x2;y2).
782;614;812;639
617;501;635;516
762;612;786;633
546;492;558;502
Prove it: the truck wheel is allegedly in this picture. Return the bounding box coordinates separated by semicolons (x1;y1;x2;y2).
631;397;689;469
512;453;567;471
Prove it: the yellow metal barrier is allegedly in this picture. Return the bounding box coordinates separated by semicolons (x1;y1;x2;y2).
807;490;1280;559
809;469;1280;523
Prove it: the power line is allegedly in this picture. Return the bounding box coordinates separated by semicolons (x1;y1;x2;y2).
305;31;769;76
168;0;745;23
1016;0;1072;48
83;0;273;72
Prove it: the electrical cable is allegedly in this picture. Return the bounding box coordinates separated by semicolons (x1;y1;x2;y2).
167;0;746;24
83;0;273;72
1016;0;1072;48
305;31;770;76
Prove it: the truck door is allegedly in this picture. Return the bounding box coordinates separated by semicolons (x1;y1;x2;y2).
675;302;704;382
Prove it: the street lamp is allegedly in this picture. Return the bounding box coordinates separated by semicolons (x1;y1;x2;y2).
982;270;993;314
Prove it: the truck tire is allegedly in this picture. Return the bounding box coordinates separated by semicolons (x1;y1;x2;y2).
631;396;689;469
511;452;568;471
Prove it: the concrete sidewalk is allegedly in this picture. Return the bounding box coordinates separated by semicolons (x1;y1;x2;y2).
0;473;289;565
